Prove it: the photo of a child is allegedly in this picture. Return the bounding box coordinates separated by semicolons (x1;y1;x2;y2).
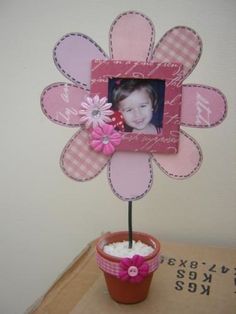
108;78;165;134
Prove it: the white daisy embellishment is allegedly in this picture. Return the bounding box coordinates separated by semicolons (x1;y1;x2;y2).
79;95;114;128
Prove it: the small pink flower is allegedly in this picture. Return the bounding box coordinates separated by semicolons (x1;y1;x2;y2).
119;255;149;283
79;95;113;128
90;124;122;156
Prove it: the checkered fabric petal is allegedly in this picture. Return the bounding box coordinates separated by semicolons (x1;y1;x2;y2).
96;252;160;277
152;26;202;79
60;129;109;181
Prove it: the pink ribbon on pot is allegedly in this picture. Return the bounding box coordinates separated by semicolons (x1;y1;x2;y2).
96;252;160;282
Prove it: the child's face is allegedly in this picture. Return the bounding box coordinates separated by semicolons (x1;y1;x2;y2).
118;88;153;131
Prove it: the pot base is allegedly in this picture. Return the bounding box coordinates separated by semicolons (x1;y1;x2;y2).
104;272;153;304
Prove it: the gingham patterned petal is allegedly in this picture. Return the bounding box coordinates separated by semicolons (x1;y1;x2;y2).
109;11;155;61
108;152;153;201
153;130;202;179
41;83;88;127
54;33;108;90
60;129;110;181
152;26;202;80
181;84;227;127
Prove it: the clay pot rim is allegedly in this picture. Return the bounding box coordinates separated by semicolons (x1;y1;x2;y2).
96;231;161;263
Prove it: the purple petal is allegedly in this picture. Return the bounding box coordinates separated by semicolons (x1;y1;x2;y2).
54;33;108;90
108;152;153;201
41;83;88;127
60;129;109;181
109;11;155;61
181;84;227;127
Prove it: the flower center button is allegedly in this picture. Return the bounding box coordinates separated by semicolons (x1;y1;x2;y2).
128;265;138;277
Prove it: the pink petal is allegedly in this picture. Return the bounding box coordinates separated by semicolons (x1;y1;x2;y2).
92;127;104;138
130;275;143;283
119;271;129;281
103;143;115;155
60;129;109;181
108;152;153;201
54;33;108;90
153;130;202;179
152;27;202;80
109;11;155;61
90;140;103;152
132;255;144;267
181;84;227;127
41;83;88;126
120;258;132;269
110;134;122;146
102;123;113;135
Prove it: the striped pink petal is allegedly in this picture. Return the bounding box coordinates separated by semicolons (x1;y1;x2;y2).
153;130;202;179
54;33;108;90
109;11;155;61
181;84;227;127
151;26;202;80
60;129;109;181
41;83;88;126
108;152;153;201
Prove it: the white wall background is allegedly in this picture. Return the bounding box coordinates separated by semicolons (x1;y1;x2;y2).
0;0;235;313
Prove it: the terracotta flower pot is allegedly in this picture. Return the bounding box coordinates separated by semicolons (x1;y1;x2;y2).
96;231;161;304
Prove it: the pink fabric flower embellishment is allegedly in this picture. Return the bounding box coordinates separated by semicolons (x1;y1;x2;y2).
119;255;149;283
90;124;122;155
79;95;113;128
41;11;227;199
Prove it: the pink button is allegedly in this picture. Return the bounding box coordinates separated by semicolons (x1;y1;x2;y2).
128;266;138;277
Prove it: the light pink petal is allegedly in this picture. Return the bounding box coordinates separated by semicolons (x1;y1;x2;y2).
108;152;153;201
102;116;112;123
41;83;88;126
54;33;108;90
152;27;202;80
109;11;155;61
99;97;108;106
102;102;112;110
60;129;109;181
153;130;202;179
80;102;90;109
181;84;227;127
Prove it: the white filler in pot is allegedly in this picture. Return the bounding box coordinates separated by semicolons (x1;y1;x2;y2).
103;240;154;258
